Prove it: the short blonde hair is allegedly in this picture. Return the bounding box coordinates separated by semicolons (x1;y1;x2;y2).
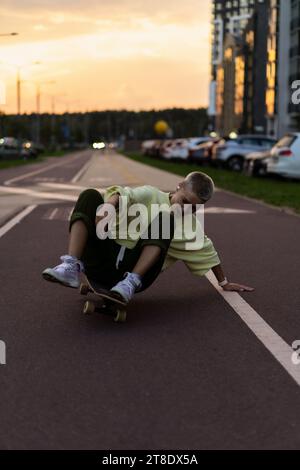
184;171;215;203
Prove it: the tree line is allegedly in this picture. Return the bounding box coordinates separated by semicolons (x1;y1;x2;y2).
0;108;208;147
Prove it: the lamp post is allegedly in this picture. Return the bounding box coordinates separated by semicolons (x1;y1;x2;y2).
0;59;40;153
35;80;55;145
3;61;41;115
16;67;21;115
50;95;56;150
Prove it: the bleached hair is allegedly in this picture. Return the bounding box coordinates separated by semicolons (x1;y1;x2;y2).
184;171;215;203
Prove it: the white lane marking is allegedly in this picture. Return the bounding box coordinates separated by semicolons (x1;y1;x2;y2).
0;205;36;239
43;207;73;221
38;182;87;191
89;177;112;182
206;271;300;387
34;177;61;182
0;185;78;201
4;152;86;186
48;208;59;220
206;207;256;214
71;156;92;183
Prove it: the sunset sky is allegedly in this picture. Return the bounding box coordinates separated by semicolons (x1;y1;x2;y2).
0;0;211;114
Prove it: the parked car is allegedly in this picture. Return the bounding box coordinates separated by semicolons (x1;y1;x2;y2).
160;139;190;160
152;140;164;158
0;137;20;160
159;140;173;158
188;137;212;148
21;140;40;158
161;137;212;161
267;133;300;179
212;135;277;171
244;150;272;177
142;140;162;158
141;140;156;156
189;139;221;165
0;137;44;160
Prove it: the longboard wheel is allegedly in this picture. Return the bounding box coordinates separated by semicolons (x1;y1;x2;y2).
83;300;95;315
79;283;89;295
114;309;127;323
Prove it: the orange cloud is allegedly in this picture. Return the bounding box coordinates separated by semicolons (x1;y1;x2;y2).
0;0;211;113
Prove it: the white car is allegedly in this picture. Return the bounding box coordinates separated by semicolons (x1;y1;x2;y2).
267;133;300;179
161;137;212;161
160;139;189;160
141;140;156;155
0;137;20;160
212;135;277;171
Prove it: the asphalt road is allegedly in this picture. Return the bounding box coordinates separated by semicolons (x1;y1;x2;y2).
0;150;91;187
0;149;300;449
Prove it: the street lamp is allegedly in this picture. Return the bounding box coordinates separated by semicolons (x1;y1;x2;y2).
0;60;41;114
35;80;56;145
17;61;41;115
36;80;55;114
0;60;40;152
48;92;68;150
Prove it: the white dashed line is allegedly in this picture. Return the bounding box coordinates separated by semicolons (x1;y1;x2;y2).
205;207;256;214
71;157;92;183
48;208;59;220
38;182;87;191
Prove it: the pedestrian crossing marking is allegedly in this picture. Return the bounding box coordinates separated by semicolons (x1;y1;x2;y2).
42;207;73;221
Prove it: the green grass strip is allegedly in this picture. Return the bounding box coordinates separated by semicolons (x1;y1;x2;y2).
122;151;300;214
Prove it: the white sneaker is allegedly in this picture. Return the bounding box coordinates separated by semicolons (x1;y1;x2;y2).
42;255;84;288
110;272;142;303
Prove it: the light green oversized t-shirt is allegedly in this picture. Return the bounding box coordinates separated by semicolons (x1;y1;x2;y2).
104;184;220;277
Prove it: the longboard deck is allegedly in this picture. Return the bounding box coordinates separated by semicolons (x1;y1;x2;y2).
81;274;127;307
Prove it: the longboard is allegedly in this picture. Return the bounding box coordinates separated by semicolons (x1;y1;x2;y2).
79;274;127;322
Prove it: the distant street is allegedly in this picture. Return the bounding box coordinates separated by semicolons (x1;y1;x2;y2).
0;149;300;449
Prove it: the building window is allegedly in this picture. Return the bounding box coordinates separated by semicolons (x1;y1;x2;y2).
235;55;245;116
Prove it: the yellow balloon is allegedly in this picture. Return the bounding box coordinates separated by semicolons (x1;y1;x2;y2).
154;120;168;135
